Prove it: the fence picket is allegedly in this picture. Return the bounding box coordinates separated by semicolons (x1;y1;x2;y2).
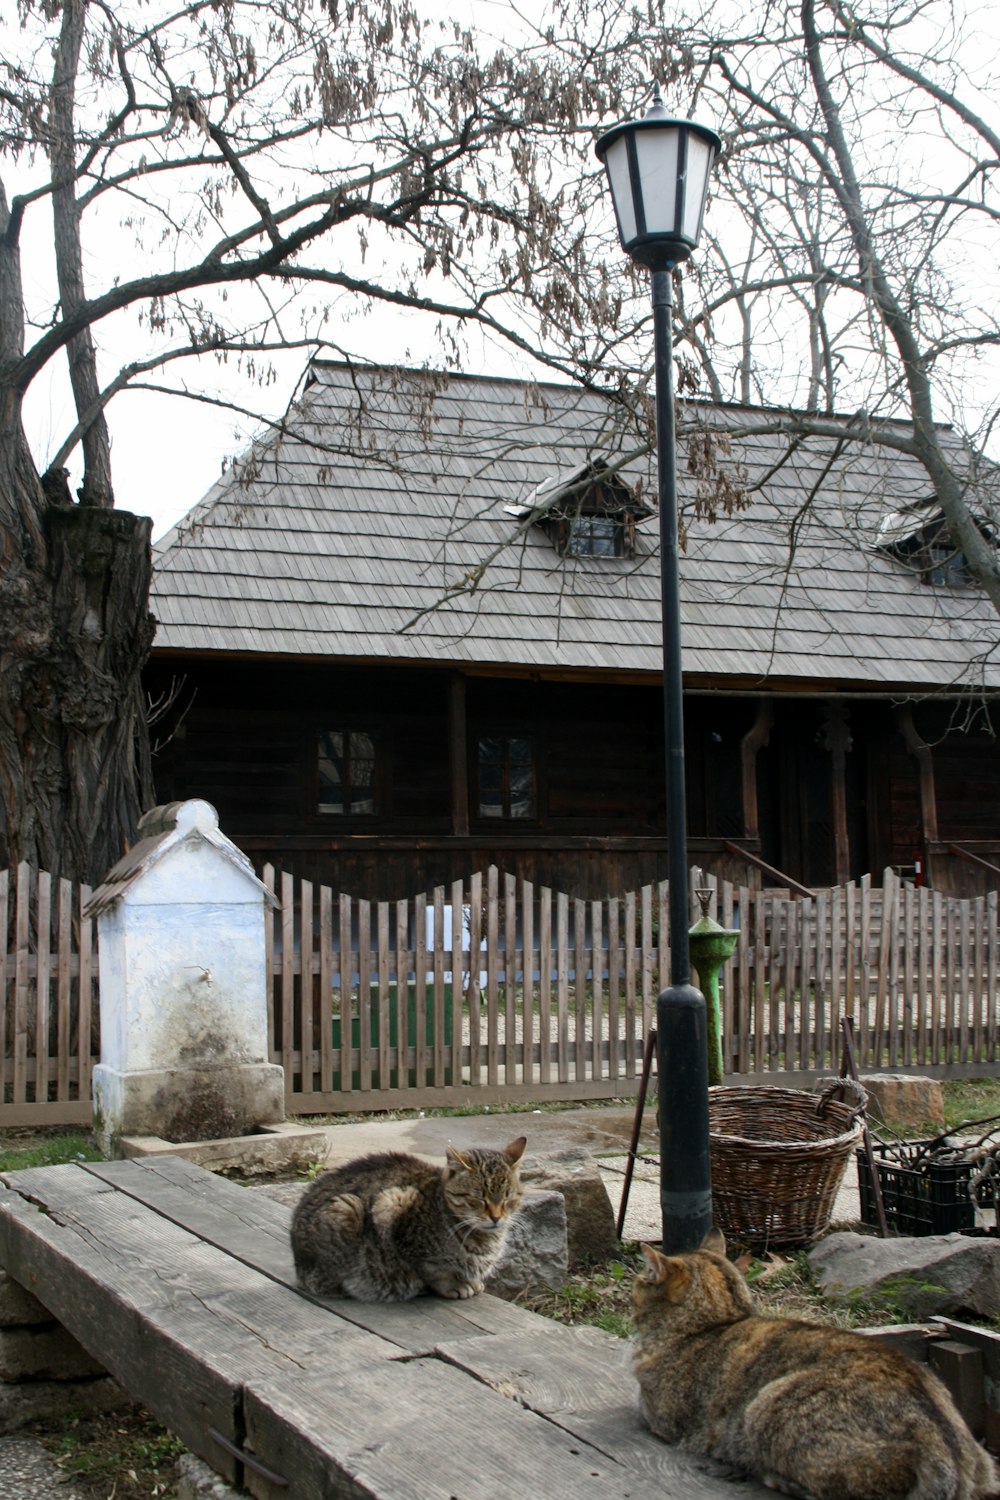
13;863;30;1104
8;860;1000;1124
487;867;500;1087
451;879;465;1089
504;874;517;1085
607;896;620;1082
77;883;94;1103
300;880;314;1094
538;882;552;1085
468;872;483;1087
573;894;587;1083
357;897;372;1092
56;877;72;1102
556;889;569;1084
624;889;637;1078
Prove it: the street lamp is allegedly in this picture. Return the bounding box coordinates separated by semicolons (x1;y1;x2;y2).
596;92;721;1253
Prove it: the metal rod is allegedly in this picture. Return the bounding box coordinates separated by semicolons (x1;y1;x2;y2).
616;1026;657;1239
651;266;712;1254
839;1016;889;1237
652;268;691;991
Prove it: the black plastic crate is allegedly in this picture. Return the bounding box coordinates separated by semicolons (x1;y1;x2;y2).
857;1145;978;1236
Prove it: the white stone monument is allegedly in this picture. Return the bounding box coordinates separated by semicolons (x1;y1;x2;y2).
89;799;284;1156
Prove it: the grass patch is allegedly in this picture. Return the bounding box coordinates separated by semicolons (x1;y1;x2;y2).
0;1132;102;1173
942;1078;1000;1130
32;1407;185;1499
522;1245;645;1338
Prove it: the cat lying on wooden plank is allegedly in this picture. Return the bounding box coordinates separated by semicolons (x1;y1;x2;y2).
632;1229;999;1500
291;1137;526;1302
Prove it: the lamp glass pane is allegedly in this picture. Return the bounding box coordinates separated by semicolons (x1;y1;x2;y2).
681;134;715;244
603;135;637;245
634;128;681;236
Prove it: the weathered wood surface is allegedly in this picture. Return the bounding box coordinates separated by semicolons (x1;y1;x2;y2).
0;1157;768;1500
82;1155;541;1355
0;1163;389;1483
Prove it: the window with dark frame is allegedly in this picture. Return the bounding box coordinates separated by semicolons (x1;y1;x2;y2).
875;504;986;589
317;728;377;815
565;513;623;557
476;734;536;820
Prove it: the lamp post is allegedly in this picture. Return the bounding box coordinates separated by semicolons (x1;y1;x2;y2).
596;93;721;1253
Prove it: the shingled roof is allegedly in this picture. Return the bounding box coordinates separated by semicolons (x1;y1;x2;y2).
151;360;1000;694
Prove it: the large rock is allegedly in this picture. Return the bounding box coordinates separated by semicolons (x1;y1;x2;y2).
520;1148;619;1267
0;1376;138;1434
860;1073;945;1130
808;1230;1000;1320
0;1271;50;1329
0;1325;106;1383
487;1191;568;1300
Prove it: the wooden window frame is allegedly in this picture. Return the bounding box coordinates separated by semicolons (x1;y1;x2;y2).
472;730;540;824
316;725;382;819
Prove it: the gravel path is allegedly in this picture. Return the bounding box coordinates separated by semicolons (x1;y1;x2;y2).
0;1433;88;1499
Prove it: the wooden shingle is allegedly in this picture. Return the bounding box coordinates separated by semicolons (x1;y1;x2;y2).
152;362;999;693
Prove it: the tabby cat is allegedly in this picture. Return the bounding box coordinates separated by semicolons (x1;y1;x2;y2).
290;1137;526;1302
632;1230;999;1500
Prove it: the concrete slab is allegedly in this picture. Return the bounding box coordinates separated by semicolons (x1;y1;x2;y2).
120;1123;327;1176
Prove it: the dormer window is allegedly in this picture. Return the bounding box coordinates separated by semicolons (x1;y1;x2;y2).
507;457;652;561
567;513;622;557
875;500;985;589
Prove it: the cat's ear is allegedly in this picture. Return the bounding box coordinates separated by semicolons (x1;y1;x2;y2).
702;1227;727;1258
641;1243;691;1302
504;1137;527;1164
446;1147;474;1173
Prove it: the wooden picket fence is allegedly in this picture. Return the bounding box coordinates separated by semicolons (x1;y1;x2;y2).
0;864;97;1126
2;861;999;1125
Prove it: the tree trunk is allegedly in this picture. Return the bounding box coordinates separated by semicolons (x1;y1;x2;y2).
0;453;156;884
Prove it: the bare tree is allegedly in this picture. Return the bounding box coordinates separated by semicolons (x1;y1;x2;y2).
0;0;696;882
677;0;1000;606
4;0;998;883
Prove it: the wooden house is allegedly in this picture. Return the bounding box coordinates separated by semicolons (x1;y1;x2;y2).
147;361;1000;900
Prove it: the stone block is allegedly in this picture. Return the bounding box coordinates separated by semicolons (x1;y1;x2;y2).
520;1147;619;1266
0;1271;51;1329
0;1325;107;1383
177;1453;242;1500
808;1229;1000;1320
0;1376;138;1434
487;1190;568;1300
861;1073;945;1129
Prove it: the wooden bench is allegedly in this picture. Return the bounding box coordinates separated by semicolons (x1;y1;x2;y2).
0;1157;767;1500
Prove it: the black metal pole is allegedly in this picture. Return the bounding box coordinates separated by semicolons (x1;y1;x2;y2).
651;265;713;1254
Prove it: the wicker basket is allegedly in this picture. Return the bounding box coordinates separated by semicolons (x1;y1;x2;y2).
709;1086;863;1250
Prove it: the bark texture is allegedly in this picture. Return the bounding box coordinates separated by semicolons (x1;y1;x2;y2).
0;496;155;884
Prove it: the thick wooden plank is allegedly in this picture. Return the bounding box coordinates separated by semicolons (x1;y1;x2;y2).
435;1323;772;1500
78;1156;543;1354
243;1357;679;1500
0;1168;388;1484
82;1157;297;1275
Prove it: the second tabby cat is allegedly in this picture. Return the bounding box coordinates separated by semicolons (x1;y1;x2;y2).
632;1230;998;1500
291;1137;526;1302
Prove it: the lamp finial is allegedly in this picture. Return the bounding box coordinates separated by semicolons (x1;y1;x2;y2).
647;84;667;119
